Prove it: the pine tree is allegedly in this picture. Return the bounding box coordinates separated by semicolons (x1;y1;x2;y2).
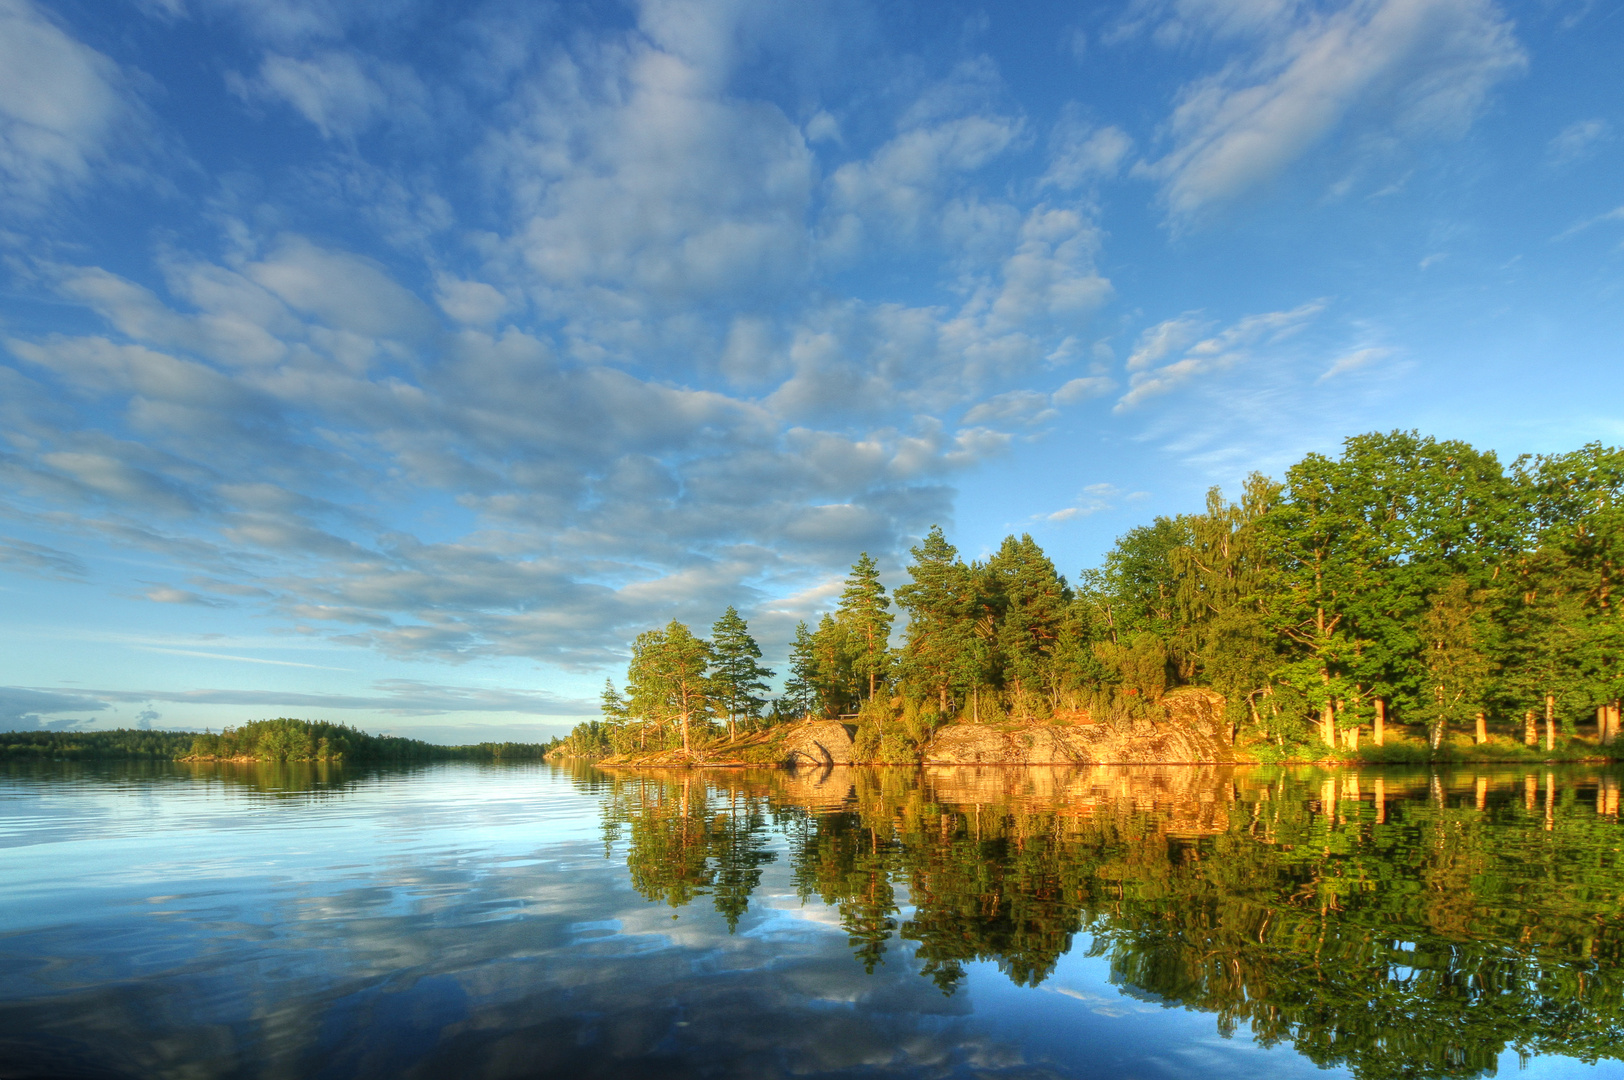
709;606;774;740
838;553;894;702
811;613;860;715
781;621;820;718
983;534;1072;713
895;526;975;715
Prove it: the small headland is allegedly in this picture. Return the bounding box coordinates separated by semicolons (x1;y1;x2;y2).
583;687;1239;768
561;687;1623;770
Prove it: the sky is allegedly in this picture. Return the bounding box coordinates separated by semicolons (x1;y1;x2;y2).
1;0;1621;742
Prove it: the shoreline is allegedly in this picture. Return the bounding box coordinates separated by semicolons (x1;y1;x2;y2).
555;709;1620;770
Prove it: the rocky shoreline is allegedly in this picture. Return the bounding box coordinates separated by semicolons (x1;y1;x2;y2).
586;686;1240;769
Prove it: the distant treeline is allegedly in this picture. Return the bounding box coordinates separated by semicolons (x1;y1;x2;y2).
0;729;197;760
572;431;1624;760
0;719;551;763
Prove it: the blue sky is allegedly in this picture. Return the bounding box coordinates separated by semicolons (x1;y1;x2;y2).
1;0;1620;741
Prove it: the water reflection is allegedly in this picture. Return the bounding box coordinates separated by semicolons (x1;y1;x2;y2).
601;765;1624;1077
0;761;1619;1080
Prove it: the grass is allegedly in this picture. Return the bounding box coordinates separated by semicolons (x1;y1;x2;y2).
1240;729;1615;765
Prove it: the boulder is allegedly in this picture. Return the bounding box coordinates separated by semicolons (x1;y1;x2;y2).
781;720;859;768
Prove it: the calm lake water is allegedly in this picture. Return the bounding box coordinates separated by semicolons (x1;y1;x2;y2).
1;761;1621;1080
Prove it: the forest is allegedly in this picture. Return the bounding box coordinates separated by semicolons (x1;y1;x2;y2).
562;432;1624;760
0;719;550;762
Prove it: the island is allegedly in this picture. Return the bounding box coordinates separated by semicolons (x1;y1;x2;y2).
552;432;1624;769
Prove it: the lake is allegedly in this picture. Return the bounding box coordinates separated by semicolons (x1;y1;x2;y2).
1;760;1620;1079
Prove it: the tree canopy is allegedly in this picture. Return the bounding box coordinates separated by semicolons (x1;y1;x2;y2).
587;431;1623;758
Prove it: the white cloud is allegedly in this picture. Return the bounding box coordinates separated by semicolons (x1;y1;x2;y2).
805;110;841;144
230;51;401;140
1053;375;1116;404
20;679;598;718
0;3;1133;673
1116;299;1326;409
6;232;1034;664
0;0;135;209
1126;314;1209;371
1136;0;1525;219
1043;115;1133;189
492;35;817;312
1547;118;1611;167
0;686;108;728
434;275;510;326
962;390;1056;428
245;236;438;341
1037;482;1121;522
980;206;1111;330
144;584;231;606
824;113;1022;249
1554;205;1624;241
1319;344;1393;380
0;537;87;580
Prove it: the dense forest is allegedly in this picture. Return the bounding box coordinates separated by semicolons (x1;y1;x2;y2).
563;432;1623;760
0;719;550;762
596;767;1624;1080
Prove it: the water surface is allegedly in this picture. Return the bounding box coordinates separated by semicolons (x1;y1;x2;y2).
1;760;1620;1079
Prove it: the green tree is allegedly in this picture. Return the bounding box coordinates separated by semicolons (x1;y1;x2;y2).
894;526;976;715
1171;476;1287;738
1100;517;1189;640
837;552;894;702
983;534;1072;714
1417;576;1491;748
709;606;775;740
780;620;820;718
810;613;860;715
626;621;714;752
1268;432;1520;746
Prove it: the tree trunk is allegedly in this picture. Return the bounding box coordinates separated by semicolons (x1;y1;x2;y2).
1320;701;1335;748
1603;701;1619;747
1524;710;1537;747
1373;698;1385;746
1346;723;1359;751
1545;693;1556;753
1475;712;1487;745
867;626;876;702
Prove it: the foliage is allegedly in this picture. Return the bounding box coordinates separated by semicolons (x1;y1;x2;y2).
709;606;775;740
603;431;1624;759
0;729;197;760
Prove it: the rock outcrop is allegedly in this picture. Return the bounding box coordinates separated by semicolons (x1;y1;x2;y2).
918;689;1234;766
780;720;859;767
600;686;1240;769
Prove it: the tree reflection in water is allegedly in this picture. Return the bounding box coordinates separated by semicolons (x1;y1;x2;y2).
599;764;1624;1079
